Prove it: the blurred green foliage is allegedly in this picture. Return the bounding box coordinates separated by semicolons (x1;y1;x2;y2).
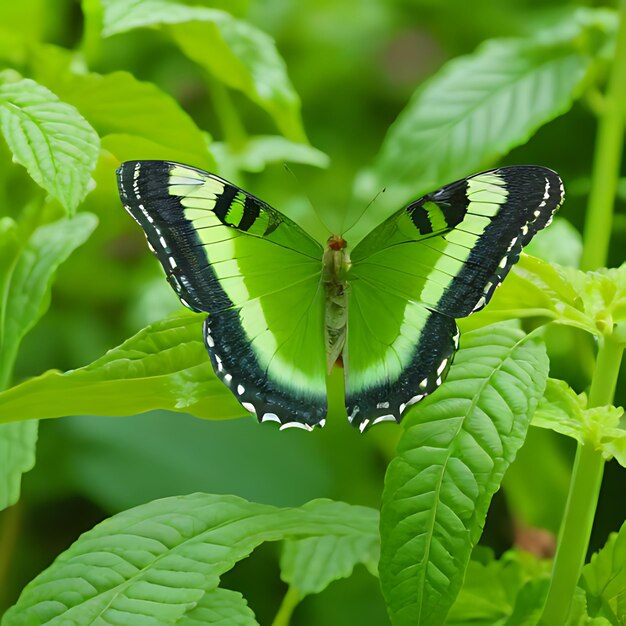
0;0;624;624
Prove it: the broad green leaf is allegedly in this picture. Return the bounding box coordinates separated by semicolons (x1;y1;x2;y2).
3;494;378;625
177;588;259;626
352;8;615;239
0;212;96;507
0;213;98;385
101;0;305;141
582;521;626;624
0;421;38;510
0;310;243;423
102;134;214;171
46;69;215;169
210;135;329;176
0;75;100;214
281;532;379;598
533;378;626;466
380;323;549;626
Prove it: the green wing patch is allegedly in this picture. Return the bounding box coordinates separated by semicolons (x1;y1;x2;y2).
345;166;564;429
118;161;327;429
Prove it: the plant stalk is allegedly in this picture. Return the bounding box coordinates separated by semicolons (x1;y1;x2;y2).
540;334;625;624
580;0;626;270
271;586;301;626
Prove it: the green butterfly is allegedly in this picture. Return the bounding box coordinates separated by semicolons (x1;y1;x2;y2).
117;161;564;432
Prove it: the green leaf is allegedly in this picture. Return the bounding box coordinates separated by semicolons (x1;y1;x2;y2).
533;378;626;466
460;255;597;335
46;69;215;170
0;75;100;214
0;310;242;423
210;135;329;176
0;213;98;386
0;421;38;511
380;323;549;626
582;521;626;624
281;532;379;598
3;494;377;625
177;588;259;626
566;587;613;626
101;0;305;141
447;549;550;625
560;264;626;336
353;8;615;237
524;217;583;268
0;212;96;507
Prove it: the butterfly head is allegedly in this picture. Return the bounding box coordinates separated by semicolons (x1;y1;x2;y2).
327;234;348;251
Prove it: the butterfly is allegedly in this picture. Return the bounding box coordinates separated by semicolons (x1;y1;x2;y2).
117;161;564;432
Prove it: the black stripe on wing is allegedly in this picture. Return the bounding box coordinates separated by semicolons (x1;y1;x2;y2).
436;166;564;317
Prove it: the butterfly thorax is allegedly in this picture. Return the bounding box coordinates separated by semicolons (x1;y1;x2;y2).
323;235;351;373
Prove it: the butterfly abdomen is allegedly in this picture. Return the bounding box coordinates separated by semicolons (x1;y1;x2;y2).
322;236;351;373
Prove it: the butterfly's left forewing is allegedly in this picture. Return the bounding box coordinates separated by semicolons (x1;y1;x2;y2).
118;161;327;429
346;166;564;430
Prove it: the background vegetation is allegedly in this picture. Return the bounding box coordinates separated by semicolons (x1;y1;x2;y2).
0;0;624;624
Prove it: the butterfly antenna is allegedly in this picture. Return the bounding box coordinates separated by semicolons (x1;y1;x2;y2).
282;163;334;234
341;186;386;236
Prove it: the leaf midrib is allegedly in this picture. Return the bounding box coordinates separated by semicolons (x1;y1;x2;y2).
412;332;531;625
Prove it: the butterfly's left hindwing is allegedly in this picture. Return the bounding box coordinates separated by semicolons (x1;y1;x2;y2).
118;160;327;429
345;166;564;429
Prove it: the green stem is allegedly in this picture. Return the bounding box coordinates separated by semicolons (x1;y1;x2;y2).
540;334;625;624
0;502;22;608
79;0;103;67
580;0;626;270
271;586;302;626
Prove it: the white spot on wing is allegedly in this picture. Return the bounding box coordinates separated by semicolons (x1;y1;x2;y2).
224;373;232;384
407;393;424;407
358;419;370;433
373;414;396;426
206;333;214;348
237;384;245;395
242;402;256;414
419;378;428;390
376;401;390;409
261;413;281;424
437;358;448;376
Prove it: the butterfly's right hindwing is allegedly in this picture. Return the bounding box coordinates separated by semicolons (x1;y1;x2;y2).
118;160;327;429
